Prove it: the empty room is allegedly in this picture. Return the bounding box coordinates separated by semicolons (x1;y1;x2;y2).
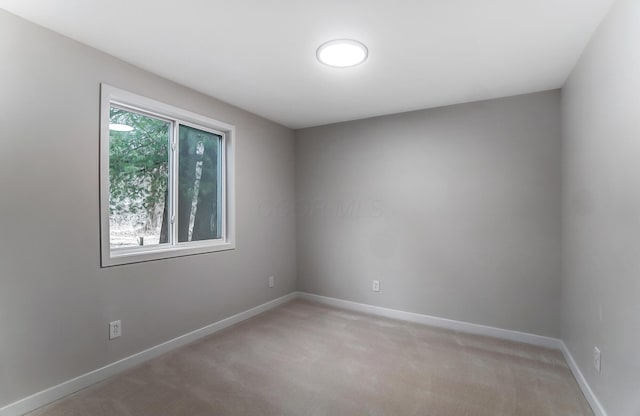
0;0;638;415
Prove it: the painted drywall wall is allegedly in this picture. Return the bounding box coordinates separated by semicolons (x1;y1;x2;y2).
562;0;640;414
296;91;562;338
0;10;296;407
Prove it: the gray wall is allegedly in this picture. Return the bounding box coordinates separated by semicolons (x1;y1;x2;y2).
0;10;296;407
562;0;640;414
296;91;562;338
9;2;639;412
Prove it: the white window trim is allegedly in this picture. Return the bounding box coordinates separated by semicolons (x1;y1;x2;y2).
100;84;236;267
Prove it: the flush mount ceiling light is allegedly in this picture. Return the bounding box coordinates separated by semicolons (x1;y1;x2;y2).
109;123;134;132
316;39;368;68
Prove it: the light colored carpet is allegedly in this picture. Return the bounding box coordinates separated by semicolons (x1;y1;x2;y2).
28;299;593;416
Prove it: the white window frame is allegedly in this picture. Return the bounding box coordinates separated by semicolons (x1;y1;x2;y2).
100;84;235;267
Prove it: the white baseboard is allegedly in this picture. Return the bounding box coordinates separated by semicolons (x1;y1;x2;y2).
1;291;606;416
298;292;562;349
560;341;608;416
0;292;298;416
299;292;607;416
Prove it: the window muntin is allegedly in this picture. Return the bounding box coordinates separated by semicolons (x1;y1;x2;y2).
100;85;235;266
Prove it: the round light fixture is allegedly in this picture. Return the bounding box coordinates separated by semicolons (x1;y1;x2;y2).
109;123;134;132
316;39;368;68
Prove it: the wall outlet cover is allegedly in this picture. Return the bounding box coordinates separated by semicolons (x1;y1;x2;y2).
109;320;121;340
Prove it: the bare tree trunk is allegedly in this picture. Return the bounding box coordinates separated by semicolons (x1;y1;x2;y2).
178;128;199;242
192;138;218;241
159;188;169;243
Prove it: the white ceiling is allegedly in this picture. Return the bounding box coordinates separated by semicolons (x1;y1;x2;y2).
1;0;614;128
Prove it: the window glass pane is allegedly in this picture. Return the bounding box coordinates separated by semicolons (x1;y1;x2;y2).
178;124;222;242
109;107;170;248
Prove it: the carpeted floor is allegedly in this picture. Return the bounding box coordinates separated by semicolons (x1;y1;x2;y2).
28;299;593;416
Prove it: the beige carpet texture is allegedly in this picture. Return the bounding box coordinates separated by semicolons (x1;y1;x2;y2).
28;300;593;416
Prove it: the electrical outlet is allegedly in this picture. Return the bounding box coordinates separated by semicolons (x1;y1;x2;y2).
109;320;121;340
268;276;275;288
594;346;601;373
372;280;380;292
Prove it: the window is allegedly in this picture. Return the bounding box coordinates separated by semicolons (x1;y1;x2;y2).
100;85;235;266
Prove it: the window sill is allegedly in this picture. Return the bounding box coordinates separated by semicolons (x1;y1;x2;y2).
101;241;235;267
